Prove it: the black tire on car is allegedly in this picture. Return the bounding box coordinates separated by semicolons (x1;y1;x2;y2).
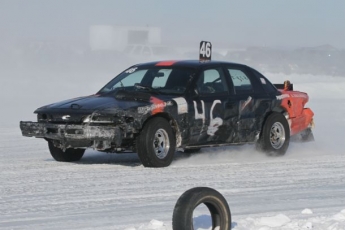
48;141;85;162
257;112;290;156
172;187;231;230
136;117;176;167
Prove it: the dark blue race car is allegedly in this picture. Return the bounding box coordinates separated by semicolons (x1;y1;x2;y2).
20;42;314;167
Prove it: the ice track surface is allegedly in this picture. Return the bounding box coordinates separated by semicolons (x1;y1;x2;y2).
1;73;345;229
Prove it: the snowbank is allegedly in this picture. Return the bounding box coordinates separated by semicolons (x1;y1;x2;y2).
129;209;345;230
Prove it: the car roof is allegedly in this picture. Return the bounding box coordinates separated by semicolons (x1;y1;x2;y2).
135;60;248;68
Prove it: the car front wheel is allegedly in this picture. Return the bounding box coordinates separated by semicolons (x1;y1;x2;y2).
136;117;176;167
48;141;85;162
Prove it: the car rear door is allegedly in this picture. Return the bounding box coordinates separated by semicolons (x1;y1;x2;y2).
224;65;273;143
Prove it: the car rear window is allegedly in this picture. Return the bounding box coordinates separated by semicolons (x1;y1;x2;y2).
251;68;277;93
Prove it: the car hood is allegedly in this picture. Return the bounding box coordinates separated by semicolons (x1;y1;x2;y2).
34;91;175;114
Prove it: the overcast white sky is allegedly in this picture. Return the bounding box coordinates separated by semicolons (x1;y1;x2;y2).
0;0;345;49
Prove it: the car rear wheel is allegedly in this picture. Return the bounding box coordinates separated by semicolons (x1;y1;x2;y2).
48;141;85;162
257;112;290;156
136;117;176;167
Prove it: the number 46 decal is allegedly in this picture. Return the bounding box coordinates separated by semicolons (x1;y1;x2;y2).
199;41;212;61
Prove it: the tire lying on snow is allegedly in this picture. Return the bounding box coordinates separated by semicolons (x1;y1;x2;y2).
136;117;176;167
48;141;85;162
172;187;231;230
257;112;290;156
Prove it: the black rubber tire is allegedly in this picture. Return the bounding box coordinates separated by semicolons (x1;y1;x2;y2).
257;112;290;156
48;141;85;162
136;117;176;167
172;187;231;230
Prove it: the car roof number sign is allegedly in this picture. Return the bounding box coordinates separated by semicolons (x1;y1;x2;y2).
199;41;212;61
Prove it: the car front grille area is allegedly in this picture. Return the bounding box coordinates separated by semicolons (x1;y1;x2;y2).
37;113;85;125
46;127;84;135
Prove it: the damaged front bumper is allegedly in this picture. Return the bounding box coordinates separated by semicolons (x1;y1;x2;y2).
20;121;122;150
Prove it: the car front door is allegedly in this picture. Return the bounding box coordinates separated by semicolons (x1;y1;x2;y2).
187;66;240;146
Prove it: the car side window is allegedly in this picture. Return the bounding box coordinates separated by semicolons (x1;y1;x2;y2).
151;69;171;88
196;68;228;95
228;69;253;94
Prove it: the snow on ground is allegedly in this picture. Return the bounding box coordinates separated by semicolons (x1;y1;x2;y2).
1;70;345;229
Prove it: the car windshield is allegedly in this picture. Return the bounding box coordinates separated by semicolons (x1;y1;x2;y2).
98;66;195;95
